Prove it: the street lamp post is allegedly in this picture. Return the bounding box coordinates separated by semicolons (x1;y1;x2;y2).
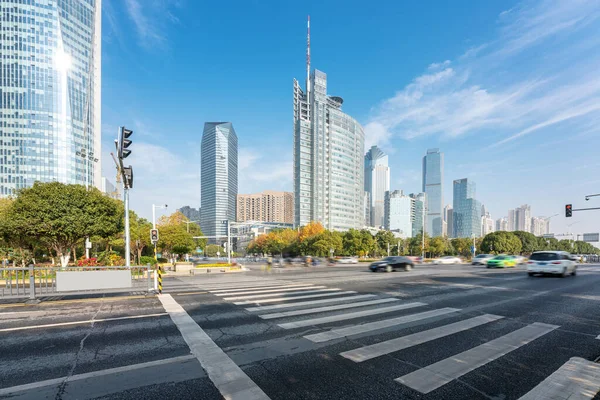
152;204;168;260
183;220;200;233
75;148;98;259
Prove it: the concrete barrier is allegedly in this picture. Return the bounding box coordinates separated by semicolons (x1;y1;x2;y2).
56;270;132;292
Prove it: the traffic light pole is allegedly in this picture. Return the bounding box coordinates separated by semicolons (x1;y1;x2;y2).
124;187;131;268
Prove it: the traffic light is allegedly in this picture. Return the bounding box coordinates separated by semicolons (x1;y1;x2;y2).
123;166;134;189
565;204;572;217
150;229;159;243
118;127;133;159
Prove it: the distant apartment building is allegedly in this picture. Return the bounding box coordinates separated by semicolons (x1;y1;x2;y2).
453;178;482;238
384;190;413;238
364;191;371;227
444;205;453;237
410;192;426;237
101;177;119;200
237;191;294;224
422;149;444;236
482;212;495;236
516;204;532;232
364;146;390;228
496;217;508;231
531;217;549;236
507;209;517;231
178;206;201;223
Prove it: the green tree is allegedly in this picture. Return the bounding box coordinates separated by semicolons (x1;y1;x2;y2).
557;239;573;252
450;237;473;257
204;244;222;257
428;236;447;257
307;231;343;257
480;231;522;255
512;231;539;254
131;215;152;265
375;230;396;256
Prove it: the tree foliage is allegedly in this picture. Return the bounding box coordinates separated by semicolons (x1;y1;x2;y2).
480;231;522;255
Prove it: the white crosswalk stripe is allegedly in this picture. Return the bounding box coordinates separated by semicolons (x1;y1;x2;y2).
395;322;559;394
305;308;460;343
234;291;358;305
213;286;323;297
223;288;341;301
259;298;400;319
340;314;504;362
209;284;312;294
278;303;427;329
245;294;378;312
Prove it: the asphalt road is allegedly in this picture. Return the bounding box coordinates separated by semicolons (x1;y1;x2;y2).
1;263;599;399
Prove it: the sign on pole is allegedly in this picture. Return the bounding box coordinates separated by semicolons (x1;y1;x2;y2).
583;233;599;243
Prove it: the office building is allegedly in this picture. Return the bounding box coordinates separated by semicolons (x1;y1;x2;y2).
410;192;426;238
364;146;390;228
0;1;102;196
422;149;444;236
364;191;371;227
384;190;413;238
516;204;532;232
444;205;453;237
482;212;495;236
531;216;549;236
101;177;119;200
507;209;517;231
453;178;482;238
496;217;508;231
237;191;294;224
293;19;364;230
178;206;201;223
200;122;238;241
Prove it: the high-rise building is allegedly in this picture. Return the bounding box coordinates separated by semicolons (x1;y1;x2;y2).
531;216;549;236
410;192;426;238
422;149;444;237
200;122;238;241
496;217;508;231
237;191;294;224
444;205;453;237
384;190;413;238
453;178;482;238
507;209;517;231
364;191;371;227
0;1;102;196
101;177;119;200
178;206;201;223
293;19;364;231
364;146;390;228
516;204;532;232
482;212;495;236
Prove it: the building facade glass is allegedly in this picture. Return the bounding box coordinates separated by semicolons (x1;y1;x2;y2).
293;69;364;231
0;0;102;195
410;192;426;238
453;178;482;238
422;148;443;237
201;122;238;242
384;190;413;238
364;145;389;228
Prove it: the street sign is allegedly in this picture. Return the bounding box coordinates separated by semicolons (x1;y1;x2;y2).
583;233;599;243
85;238;92;249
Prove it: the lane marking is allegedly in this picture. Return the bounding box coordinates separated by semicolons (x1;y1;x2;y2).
340;314;504;362
213;285;321;296
233;291;357;305
396;322;559;394
0;313;169;332
159;294;270;400
519;357;600;400
245;294;377;312
0;355;196;396
175;291;208;296
305;308;460;343
209;284;310;294
224;288;340;301
199;282;284;290
259;298;400;319
278;303;426;329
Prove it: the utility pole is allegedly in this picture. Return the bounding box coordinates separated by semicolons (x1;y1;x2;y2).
115;126;134;268
152;204;167;260
227;220;231;265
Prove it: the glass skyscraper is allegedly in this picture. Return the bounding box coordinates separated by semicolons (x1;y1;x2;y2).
453;178;482;238
410;192;426;238
0;0;102;195
201;122;238;242
293;21;364;231
364;146;390;228
422;149;443;237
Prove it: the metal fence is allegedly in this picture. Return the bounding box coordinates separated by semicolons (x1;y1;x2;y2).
0;265;154;299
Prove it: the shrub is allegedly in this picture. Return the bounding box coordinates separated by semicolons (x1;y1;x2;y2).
140;256;157;266
77;257;98;267
157;257;168;263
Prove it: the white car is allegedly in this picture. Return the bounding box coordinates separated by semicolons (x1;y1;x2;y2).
338;257;359;264
471;254;494;265
527;251;577;277
432;256;462;264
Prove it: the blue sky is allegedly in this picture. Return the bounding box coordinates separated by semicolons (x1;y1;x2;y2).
101;0;600;235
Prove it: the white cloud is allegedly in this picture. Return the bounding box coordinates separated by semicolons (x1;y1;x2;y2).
124;0;182;48
365;0;600;149
237;147;292;194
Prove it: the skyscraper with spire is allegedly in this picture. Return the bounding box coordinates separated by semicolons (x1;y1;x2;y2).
293;17;365;230
364;146;390;228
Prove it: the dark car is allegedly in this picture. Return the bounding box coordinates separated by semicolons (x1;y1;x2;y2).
369;256;414;273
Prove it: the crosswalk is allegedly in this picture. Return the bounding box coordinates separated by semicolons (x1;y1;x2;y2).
202;280;563;395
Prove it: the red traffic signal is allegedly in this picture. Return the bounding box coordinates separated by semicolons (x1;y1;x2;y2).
565;204;572;217
150;229;159;242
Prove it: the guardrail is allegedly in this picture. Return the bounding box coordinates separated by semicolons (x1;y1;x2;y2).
0;265;154;300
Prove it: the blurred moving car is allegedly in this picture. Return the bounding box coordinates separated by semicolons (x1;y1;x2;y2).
407;256;424;264
432;256;462;264
527;251;577;277
486;255;517;268
472;254;494;265
369;256;414;272
337;257;359;264
509;255;527;265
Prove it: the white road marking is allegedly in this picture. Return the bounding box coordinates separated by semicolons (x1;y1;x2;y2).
305;308;460;343
396;322;559;394
340;314;503;362
259;298;400;319
213;285;321;296
200;282;284;290
245;294;377;312
0;355;196;396
224;288;341;301
209;284;312;294
278;303;426;329
159;294;270;400
0;313;168;332
233;291;357;305
596;334;600;339
519;356;600;400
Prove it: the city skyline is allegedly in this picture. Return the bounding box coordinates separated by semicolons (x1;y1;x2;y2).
365;146;390;228
98;1;600;234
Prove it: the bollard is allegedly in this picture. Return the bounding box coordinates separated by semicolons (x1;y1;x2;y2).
28;264;35;301
157;265;162;294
